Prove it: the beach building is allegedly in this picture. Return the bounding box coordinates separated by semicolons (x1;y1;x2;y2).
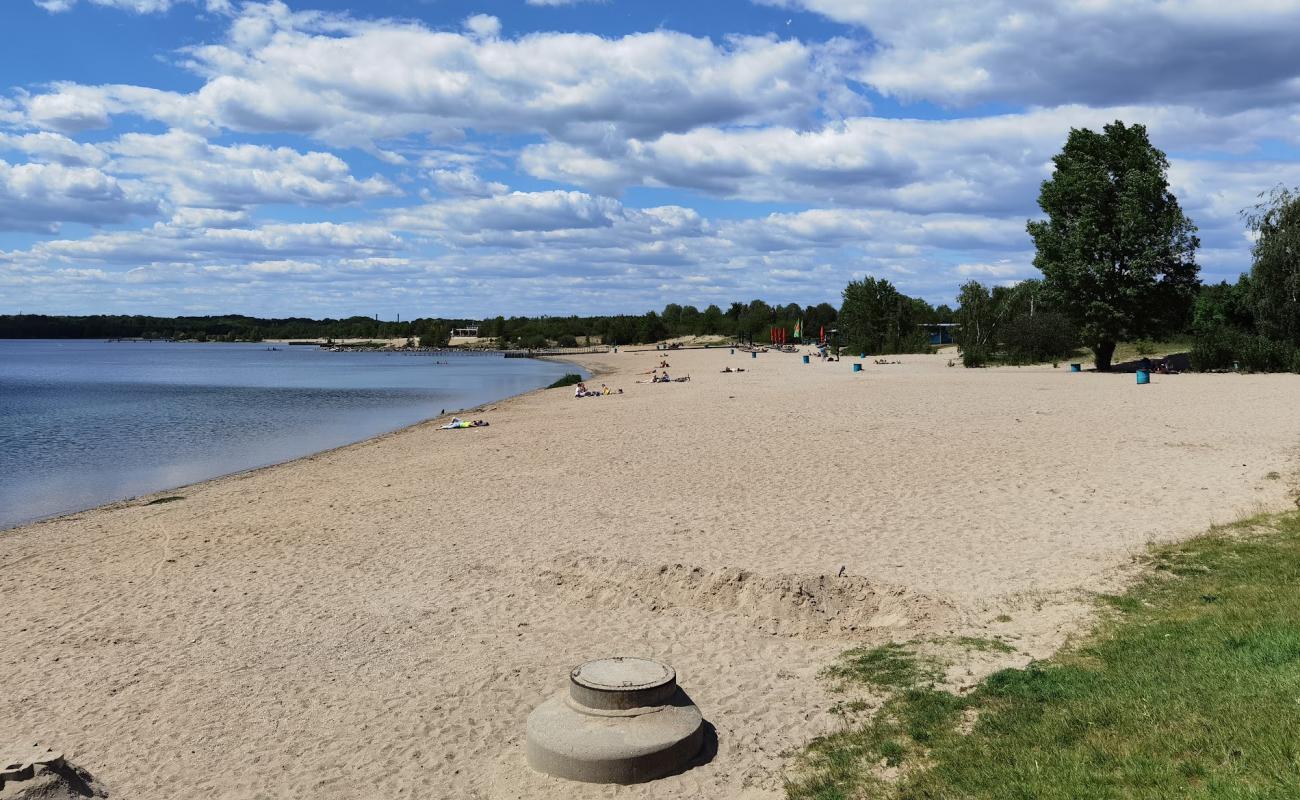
920;323;958;345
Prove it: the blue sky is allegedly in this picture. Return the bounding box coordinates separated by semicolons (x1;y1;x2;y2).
3;0;1300;319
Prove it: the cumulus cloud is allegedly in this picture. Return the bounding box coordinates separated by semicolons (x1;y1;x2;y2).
757;0;1300;110
430;168;508;198
0;159;158;232
520;103;1300;216
103;129;399;208
18;2;855;147
6;219;401;266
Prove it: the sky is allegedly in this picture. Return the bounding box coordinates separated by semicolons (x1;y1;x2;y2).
3;0;1300;319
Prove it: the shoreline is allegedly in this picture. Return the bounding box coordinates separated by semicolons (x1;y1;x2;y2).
3;348;1298;798
0;351;589;534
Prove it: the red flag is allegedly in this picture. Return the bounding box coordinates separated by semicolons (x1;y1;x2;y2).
820;325;825;343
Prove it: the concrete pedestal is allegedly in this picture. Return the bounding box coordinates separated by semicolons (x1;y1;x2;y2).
525;657;704;784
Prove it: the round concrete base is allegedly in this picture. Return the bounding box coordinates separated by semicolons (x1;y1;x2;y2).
525;657;704;784
526;692;703;784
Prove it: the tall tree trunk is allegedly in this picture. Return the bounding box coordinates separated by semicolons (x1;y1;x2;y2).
1094;340;1116;371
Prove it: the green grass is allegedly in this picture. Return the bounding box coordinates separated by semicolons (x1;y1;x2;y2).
951;636;1016;654
547;373;584;389
824;643;942;693
787;512;1300;800
1067;339;1193;366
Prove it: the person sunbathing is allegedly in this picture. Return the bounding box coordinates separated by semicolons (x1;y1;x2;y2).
440;417;489;429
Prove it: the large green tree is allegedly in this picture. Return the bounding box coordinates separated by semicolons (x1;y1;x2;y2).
1244;186;1300;348
1027;121;1200;370
839;277;928;354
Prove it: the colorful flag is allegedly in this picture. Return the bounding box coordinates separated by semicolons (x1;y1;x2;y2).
794;321;801;339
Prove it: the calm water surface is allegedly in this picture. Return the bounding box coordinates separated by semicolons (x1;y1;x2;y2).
0;340;578;529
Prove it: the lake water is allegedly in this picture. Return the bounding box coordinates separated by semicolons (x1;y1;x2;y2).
0;340;578;530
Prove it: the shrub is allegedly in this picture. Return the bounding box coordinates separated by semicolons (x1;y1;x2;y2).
1191;325;1300;372
962;349;987;368
547;373;583;389
556;334;579;348
1000;312;1078;364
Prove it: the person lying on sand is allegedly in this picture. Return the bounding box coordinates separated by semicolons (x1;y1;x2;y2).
720;367;746;373
440;417;489;429
658;360;670;368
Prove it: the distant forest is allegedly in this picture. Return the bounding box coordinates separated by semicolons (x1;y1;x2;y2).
0;297;957;350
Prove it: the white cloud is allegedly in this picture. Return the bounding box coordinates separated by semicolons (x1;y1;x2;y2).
35;0;231;13
19;2;854;147
0;131;107;167
430;168;508;198
521;104;1300;217
6;219;401;266
103;129;399;208
463;14;501;40
757;0;1300;110
0;159;158;232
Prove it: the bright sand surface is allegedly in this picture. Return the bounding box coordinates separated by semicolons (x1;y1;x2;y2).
3;349;1298;798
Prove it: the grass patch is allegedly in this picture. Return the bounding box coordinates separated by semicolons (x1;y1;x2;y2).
824;643;942;693
145;495;185;505
788;512;1300;799
952;636;1016;654
547;373;584;389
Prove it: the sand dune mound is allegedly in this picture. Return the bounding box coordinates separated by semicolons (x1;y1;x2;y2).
536;555;959;638
0;744;107;799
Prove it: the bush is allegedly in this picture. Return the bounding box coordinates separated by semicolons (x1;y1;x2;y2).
1189;325;1237;371
547;373;583;389
556;334;579;348
1000;312;1078;364
962;349;987;368
1191;325;1300;372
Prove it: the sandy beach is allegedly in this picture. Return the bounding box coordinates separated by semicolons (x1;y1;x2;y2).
3;348;1298;799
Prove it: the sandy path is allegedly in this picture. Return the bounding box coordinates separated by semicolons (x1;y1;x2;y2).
3;349;1297;798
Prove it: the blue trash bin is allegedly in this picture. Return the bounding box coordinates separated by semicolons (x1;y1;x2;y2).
852;363;862;372
1136;369;1150;385
1070;363;1082;372
751;351;757;359
802;355;809;364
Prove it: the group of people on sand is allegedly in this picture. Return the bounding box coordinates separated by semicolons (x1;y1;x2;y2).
574;382;621;397
634;363;690;383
